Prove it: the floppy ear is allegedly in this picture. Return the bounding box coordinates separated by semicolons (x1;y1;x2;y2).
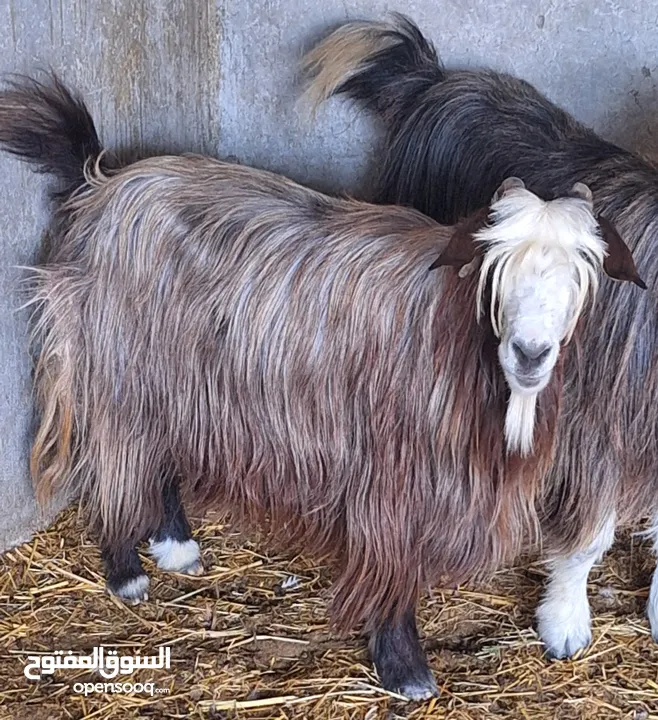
428;177;525;271
598;214;647;289
429;206;489;271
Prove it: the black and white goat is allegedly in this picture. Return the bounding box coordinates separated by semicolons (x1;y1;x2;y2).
305;13;657;660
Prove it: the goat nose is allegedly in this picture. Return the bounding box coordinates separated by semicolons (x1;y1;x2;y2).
512;340;551;368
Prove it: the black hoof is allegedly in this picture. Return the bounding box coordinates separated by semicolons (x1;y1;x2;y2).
369;609;439;701
380;667;439;700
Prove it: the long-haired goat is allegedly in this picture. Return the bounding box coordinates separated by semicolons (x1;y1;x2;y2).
0;75;643;698
305;13;658;660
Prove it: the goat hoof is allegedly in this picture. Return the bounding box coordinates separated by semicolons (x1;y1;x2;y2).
396;677;439;701
378;664;439;701
180;559;205;576
537;597;592;659
108;574;150;605
370;609;437;701
149;538;202;575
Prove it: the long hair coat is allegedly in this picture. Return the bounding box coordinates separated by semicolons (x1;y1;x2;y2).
304;14;658;555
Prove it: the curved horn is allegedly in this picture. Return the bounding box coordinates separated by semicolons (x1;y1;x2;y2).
492;177;525;202
570;182;594;204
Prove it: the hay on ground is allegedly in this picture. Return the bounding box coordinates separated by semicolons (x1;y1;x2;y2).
0;507;657;719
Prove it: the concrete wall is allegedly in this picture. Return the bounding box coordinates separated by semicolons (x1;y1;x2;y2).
0;0;221;549
1;0;657;550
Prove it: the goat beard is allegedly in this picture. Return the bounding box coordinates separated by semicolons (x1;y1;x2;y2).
506;392;538;456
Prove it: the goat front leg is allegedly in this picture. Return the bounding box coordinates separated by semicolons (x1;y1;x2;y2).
536;515;615;658
148;479;203;576
369;607;438;700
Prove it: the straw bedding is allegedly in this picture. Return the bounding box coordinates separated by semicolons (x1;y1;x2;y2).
0;507;657;719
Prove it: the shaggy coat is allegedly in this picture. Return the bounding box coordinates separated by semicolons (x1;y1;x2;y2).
304;14;658;556
0;78;572;633
32;156;566;631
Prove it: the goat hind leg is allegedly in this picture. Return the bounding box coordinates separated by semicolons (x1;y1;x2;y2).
148;479;203;576
537;515;615;658
369;607;438;700
102;542;150;605
101;480;200;602
94;431;168;602
645;516;658;640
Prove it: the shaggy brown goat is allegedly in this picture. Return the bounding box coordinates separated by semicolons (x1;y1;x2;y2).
304;12;658;661
0;75;643;698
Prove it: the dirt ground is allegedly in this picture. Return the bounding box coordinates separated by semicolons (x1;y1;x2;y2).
0;507;657;719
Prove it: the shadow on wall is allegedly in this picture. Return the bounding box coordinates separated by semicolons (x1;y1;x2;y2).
609;88;658;161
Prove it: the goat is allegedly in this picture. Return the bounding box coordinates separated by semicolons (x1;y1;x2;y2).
0;75;642;698
304;12;658;660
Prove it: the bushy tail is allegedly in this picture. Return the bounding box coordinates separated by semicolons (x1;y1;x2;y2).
0;74;103;507
0;73;103;198
302;13;443;124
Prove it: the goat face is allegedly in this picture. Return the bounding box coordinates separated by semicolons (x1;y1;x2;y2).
496;249;573;394
431;178;645;454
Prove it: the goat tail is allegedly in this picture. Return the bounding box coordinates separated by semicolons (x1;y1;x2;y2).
302;13;443;124
0;73;103;198
0;74;104;506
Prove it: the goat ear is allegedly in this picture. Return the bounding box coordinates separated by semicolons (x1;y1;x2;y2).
429;207;489;271
598;214;647;289
492;177;525;202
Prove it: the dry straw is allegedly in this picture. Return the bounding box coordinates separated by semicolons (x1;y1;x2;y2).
0;507;657;719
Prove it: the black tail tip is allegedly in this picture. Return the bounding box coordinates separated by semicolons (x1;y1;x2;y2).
0;71;102;195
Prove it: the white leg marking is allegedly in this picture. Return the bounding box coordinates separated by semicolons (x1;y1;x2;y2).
110;574;150;605
645;516;658;641
648;567;658;642
149;537;203;575
537;515;615;658
398;677;439;701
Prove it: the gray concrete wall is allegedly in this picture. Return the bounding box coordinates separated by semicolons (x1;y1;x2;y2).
1;0;657;550
0;0;221;549
220;0;658;190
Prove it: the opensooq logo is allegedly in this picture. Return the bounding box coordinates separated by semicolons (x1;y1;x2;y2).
23;646;171;680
